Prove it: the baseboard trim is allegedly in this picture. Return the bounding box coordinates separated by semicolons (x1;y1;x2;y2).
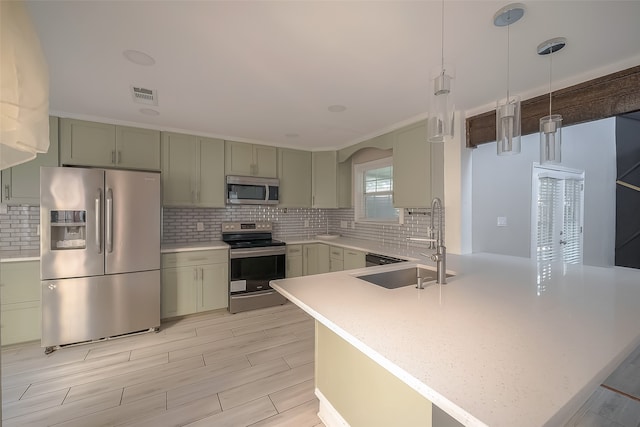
316;388;350;427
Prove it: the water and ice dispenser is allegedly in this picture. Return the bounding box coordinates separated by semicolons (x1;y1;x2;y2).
49;210;86;250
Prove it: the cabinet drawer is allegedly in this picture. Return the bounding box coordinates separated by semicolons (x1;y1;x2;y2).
287;245;303;256
162;250;228;268
1;301;41;345
0;261;40;304
329;247;343;260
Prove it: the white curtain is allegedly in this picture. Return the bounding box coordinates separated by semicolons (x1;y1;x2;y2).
0;0;49;170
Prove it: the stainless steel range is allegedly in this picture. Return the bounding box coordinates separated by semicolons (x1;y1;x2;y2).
222;221;287;313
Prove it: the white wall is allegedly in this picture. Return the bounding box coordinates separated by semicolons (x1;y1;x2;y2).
471;118;617;267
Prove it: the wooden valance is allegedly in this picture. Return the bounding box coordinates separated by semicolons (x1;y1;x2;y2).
465;65;640;148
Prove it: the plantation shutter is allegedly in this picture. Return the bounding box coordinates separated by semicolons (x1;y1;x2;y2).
534;173;583;264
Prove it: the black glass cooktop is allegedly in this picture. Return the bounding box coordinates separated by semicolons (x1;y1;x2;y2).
226;239;285;249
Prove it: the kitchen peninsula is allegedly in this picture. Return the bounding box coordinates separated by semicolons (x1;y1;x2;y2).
271;252;640;427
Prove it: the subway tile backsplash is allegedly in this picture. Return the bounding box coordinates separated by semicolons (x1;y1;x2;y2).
0;204;442;253
0;205;40;251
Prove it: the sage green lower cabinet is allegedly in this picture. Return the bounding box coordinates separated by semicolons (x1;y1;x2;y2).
277;148;312;208
1;260;41;345
161;249;228;319
343;249;366;270
1;116;59;205
316;322;433;426
329;246;344;272
161;132;225;207
303;243;330;276
286;244;303;278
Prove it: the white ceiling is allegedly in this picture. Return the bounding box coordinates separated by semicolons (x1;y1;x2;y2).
26;1;640;151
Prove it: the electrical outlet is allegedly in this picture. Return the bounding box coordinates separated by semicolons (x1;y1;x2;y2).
304;220;310;228
340;221;348;229
497;216;508;227
196;222;204;231
0;204;7;214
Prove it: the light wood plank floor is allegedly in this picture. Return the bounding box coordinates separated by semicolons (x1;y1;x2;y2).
1;303;323;427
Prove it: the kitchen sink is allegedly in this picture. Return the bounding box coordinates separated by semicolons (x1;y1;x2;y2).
356;266;454;289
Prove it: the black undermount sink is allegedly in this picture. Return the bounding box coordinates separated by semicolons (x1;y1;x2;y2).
356;267;454;289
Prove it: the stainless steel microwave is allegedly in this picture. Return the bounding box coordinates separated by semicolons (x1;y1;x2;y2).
226;175;279;205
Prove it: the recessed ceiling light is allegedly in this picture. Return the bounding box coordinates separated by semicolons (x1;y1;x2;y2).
328;105;347;113
123;50;155;66
139;108;159;116
285;133;299;138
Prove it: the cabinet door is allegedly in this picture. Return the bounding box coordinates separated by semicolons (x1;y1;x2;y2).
329;258;344;272
0;260;40;304
254;144;277;178
2;116;59;204
161;266;198;318
286;255;303;278
1;301;40;345
116;126;161;171
344;249;366;270
393;122;432;208
199;263;228;312
225;140;255;176
317;244;330;274
303;244;318;276
161;132;198;206
312;151;338;208
337;159;352;208
197;137;225;207
60;119;115;167
278;148;312;207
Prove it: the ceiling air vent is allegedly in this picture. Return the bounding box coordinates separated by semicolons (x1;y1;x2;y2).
130;86;158;106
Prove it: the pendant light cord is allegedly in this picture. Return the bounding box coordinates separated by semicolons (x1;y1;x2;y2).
548;47;553;116
441;0;445;74
506;22;510;100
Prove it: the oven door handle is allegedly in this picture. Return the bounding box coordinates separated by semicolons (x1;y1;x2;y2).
230;247;286;258
231;290;277;299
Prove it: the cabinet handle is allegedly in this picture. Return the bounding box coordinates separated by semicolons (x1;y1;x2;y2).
4;184;10;200
111;150;116;164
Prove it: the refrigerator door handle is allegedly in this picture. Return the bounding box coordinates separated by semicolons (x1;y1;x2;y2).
96;189;102;253
106;188;113;253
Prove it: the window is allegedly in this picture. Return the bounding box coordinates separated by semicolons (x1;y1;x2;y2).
531;165;585;264
354;157;403;224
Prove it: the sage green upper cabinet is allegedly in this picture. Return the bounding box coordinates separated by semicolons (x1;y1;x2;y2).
2;116;59;205
312;151;338;208
393;121;433;208
161;132;224;207
225;140;277;178
115;126;161;170
337;159;352;208
277;148;312;208
60;118;160;170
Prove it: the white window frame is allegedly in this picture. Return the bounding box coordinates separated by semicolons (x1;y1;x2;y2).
354;156;404;225
530;163;585;264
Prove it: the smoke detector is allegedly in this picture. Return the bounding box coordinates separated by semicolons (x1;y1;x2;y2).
130;86;158;106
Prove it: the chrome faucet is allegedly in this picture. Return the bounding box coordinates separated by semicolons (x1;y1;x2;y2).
429;197;447;285
407;197;447;286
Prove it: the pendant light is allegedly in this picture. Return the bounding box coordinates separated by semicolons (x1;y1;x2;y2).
494;4;525;156
538;37;566;164
427;0;455;143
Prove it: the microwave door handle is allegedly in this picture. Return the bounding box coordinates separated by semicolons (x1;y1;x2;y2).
265;184;270;202
95;189;102;254
106;188;113;253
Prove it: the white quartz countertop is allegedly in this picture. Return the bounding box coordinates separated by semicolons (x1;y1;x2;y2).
271;253;640;427
0;250;40;262
161;241;228;253
279;235;422;261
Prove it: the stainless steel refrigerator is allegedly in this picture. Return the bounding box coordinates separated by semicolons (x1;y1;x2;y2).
40;167;160;352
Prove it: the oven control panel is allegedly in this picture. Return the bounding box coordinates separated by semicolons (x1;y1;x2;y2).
222;221;272;232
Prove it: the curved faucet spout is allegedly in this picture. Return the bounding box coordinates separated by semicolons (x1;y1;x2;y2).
430;197;447;285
